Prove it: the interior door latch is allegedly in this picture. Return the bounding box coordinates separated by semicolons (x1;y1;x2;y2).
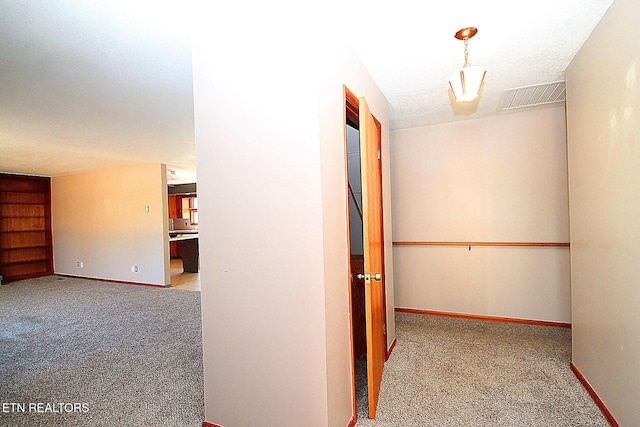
357;273;381;283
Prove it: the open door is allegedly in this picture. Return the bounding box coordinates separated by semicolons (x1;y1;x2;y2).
359;97;386;419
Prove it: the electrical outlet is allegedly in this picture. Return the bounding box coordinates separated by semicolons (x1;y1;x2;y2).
132;265;138;273
76;261;84;268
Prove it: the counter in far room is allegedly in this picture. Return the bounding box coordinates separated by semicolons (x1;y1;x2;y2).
169;232;199;273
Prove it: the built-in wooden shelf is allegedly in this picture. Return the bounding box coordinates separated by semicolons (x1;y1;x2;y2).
3;259;51;266
0;174;53;283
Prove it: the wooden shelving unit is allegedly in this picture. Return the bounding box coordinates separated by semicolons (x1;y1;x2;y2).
0;174;53;283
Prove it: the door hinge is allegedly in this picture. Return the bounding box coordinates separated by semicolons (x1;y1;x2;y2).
377;149;381;160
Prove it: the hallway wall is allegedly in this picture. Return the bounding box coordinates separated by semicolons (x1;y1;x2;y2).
192;7;393;426
391;107;571;322
566;0;640;423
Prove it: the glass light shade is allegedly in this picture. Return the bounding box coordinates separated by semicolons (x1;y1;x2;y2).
449;65;486;102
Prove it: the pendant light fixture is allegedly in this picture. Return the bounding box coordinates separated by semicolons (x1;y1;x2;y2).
449;27;486;102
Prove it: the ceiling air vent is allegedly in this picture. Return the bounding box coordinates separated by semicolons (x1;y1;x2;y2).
496;81;565;112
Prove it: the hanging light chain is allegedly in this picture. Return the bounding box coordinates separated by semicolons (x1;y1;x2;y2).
463;37;470;67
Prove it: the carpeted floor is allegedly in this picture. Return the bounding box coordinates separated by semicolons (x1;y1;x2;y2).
0;275;204;427
355;312;609;426
1;277;610;427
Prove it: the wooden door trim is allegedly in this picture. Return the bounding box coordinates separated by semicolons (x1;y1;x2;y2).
346;90;359;129
345;88;382;132
344;85;358;422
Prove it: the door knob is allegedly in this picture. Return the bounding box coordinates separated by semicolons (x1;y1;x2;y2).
356;273;380;282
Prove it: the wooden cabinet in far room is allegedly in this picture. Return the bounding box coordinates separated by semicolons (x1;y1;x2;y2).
168;195;177;219
168;193;197;259
168;195;182;259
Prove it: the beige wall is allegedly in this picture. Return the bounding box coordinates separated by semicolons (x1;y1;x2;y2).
192;9;393;427
566;0;640;424
51;163;170;286
193;30;328;427
392;107;571;322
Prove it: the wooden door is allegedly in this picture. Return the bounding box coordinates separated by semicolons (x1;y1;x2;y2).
359;97;386;419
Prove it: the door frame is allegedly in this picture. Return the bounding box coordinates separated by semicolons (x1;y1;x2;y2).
344;85;388;421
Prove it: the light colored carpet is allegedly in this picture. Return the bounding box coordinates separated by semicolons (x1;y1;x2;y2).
0;275;204;427
355;312;609;427
1;277;610;426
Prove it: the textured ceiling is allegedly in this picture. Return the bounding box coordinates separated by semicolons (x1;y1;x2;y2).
345;0;614;130
0;1;615;180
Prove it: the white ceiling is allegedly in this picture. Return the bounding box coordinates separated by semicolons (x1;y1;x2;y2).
0;0;615;181
0;0;195;182
346;0;614;130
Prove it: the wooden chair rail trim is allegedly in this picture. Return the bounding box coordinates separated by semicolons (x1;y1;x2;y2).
393;241;570;248
570;362;619;427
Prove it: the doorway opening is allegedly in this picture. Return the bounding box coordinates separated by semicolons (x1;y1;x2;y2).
345;87;388;421
168;184;200;290
346;121;368;417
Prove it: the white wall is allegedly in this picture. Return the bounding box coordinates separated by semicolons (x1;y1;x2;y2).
392;107;571;322
192;7;393;426
566;0;640;424
52;163;170;286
